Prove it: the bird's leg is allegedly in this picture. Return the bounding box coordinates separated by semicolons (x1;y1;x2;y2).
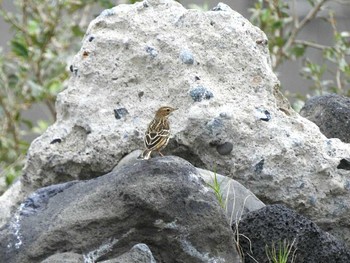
158;151;164;157
141;149;152;160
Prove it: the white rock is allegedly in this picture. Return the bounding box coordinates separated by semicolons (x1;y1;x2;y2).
0;180;24;229
23;0;350;245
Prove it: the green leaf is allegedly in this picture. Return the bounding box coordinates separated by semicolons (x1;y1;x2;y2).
98;0;115;8
272;20;283;29
32;120;49;134
21;118;34;129
47;80;63;95
28;20;40;36
71;25;85;37
11;40;29;58
274;36;285;47
8;74;19;89
339;58;348;71
306;0;316;7
291;45;306;57
6;172;17;185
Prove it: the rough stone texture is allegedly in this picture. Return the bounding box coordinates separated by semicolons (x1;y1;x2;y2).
0;180;25;229
196;168;265;223
1;156;240;263
300;94;350;143
115;150;265;222
21;0;350;245
100;243;156;263
40;252;83;263
236;204;350;263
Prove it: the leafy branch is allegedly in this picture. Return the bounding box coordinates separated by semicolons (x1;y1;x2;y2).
0;0;114;191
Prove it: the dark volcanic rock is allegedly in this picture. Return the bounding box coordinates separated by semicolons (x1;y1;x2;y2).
234;204;350;263
300;94;350;143
0;156;240;263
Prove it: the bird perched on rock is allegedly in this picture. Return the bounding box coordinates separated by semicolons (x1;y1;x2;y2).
141;106;177;160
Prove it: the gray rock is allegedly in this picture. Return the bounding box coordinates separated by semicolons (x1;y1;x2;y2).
100;243;156;263
196;168;265;224
235;204;350;263
0;180;25;229
114;151;265;222
1;156;241;263
41;252;83;263
21;0;350;247
179;49;194;65
216;142;233;155
300;94;350;143
189;86;214;102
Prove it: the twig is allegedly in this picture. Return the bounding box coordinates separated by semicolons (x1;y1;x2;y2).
277;0;328;67
294;39;328;50
336;68;342;91
292;0;299;28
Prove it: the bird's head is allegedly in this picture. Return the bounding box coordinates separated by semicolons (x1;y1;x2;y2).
155;106;177;118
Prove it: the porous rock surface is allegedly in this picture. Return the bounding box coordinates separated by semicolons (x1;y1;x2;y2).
0;156;240;263
236;204;350;263
22;0;350;244
300;94;350;143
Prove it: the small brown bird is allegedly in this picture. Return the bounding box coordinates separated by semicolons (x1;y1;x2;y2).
141;106;177;160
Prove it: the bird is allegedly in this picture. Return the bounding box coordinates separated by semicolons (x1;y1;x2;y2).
141;106;177;160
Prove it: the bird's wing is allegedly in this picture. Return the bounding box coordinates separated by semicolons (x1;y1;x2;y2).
144;129;170;150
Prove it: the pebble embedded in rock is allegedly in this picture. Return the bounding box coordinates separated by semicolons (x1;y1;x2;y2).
145;46;158;58
114;108;129;119
50;138;62;144
337;158;350;170
69;65;78;76
212;3;231;11
179;50;194;64
216;142;233;155
255;108;271;121
254;159;264;174
206;118;223;136
189;86;213;102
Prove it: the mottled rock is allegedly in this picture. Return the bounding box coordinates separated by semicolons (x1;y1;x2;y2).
0;180;25;229
21;0;350;246
300;94;350;143
236;204;350;263
41;252;83;263
114;107;129;119
1;156;240;263
189;86;214;102
115;150;265;222
100;243;156;263
197;168;265;223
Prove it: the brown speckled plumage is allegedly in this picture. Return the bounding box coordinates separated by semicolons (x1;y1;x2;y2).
141;106;177;160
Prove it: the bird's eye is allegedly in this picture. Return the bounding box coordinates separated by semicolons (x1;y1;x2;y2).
167;109;170;112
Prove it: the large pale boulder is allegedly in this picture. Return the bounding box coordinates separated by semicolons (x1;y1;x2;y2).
22;0;350;245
